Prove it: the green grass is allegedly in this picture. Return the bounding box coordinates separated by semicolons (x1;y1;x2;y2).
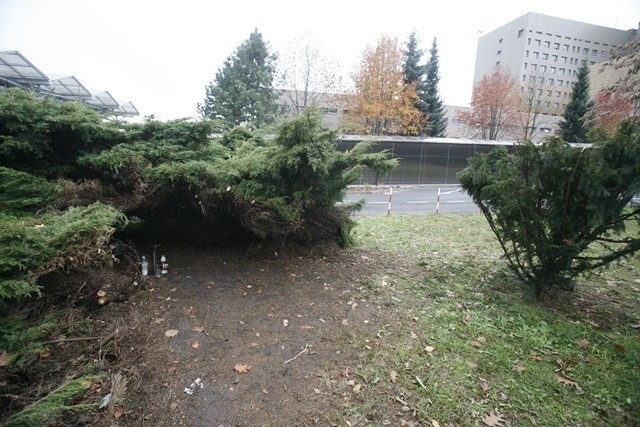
336;214;640;426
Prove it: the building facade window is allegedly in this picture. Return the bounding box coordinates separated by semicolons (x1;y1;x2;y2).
518;29;524;37
584;48;589;55
497;50;502;55
549;78;554;85
557;79;563;86
561;56;567;63
562;44;569;51
592;49;598;56
528;38;531;45
499;38;503;44
544;41;551;48
535;39;541;46
552;55;558;61
531;64;537;71
550;67;556;73
559;68;565;75
524;62;528;69
542;53;549;59
555;91;561;97
540;65;547;72
533;51;539;58
553;42;560;50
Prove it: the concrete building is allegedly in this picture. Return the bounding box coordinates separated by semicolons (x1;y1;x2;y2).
473;13;636;116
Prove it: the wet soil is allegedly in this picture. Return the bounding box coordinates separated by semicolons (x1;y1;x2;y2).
105;242;414;426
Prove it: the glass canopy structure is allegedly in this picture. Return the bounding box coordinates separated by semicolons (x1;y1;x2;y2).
0;50;138;116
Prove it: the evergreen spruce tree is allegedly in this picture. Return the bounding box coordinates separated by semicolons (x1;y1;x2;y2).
559;64;593;143
403;32;429;132
424;38;448;137
198;29;278;128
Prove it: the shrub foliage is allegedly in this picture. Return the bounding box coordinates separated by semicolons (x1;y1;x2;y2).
459;121;640;297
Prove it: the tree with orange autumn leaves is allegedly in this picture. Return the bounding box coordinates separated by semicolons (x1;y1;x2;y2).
456;67;520;140
342;35;423;135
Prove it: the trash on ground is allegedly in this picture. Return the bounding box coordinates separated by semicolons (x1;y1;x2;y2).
184;377;203;395
99;393;112;409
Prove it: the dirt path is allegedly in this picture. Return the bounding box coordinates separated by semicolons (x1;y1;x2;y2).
111;243;410;426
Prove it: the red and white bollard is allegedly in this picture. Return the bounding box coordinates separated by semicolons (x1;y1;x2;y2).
436;188;441;214
387;186;393;216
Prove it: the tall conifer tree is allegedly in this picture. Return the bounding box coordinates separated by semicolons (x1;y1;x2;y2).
403;32;429;132
559;64;593;143
424;38;448;137
198;29;278;128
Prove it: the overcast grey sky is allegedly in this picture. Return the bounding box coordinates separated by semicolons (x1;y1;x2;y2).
1;0;638;120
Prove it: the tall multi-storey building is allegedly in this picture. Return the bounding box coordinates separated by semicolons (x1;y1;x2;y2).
473;13;636;116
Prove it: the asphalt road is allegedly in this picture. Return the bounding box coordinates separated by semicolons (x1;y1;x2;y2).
342;186;480;215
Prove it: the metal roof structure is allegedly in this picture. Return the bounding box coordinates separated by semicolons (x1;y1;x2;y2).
0;51;50;86
0;50;138;116
114;101;139;117
43;74;92;99
86;90;119;109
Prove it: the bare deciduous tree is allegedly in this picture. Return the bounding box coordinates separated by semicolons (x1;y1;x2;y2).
276;34;343;115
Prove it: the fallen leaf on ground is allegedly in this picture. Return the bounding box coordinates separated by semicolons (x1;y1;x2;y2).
0;351;10;366
234;363;251;373
514;364;526;372
40;351;51;358
353;383;361;393
479;378;490;392
193;326;205;333
579;339;590;350
390;370;397;383
425;346;435;353
482;411;505;426
191;341;199;349
313;388;321;394
470;340;483;348
98;297;107;305
164;329;179;338
169;402;177;411
410;331;419;339
554;373;582;391
113;409;123;419
431;420;441;427
97;290;106;297
283;319;289;327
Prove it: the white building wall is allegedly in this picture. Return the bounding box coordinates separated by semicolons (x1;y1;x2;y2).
474;13;636;116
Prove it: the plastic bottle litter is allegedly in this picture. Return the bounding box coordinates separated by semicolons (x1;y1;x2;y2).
184;377;203;395
141;256;149;276
99;393;111;409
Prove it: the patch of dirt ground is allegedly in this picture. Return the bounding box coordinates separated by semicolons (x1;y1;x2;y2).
100;243;416;426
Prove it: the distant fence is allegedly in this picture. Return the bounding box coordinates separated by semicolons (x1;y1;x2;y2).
338;136;514;185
